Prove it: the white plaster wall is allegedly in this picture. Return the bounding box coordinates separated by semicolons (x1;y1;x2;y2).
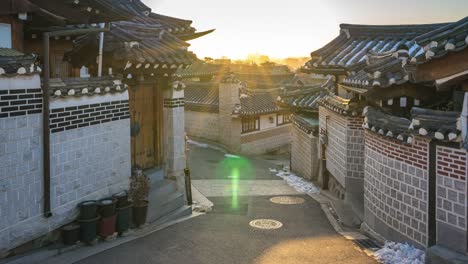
0;118;131;253
260;114;277;130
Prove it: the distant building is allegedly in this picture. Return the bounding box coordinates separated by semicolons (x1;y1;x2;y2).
180;62;294;154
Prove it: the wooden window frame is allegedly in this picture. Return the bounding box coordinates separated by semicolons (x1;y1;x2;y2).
241;116;260;134
277;112;291;126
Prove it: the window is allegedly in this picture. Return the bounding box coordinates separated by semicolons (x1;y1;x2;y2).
0;23;12;48
242;116;260;133
277;113;291;125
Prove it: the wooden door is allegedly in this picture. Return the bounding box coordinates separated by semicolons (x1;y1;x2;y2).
129;82;163;170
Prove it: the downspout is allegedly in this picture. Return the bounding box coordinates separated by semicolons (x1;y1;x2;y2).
97;23;105;77
42;32;52;217
41;25;111;218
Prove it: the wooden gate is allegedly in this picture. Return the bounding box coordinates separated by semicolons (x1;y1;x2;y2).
129;82;164;170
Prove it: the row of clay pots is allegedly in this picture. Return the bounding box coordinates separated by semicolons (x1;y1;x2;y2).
61;191;142;245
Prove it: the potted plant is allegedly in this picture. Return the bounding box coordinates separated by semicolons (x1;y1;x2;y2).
129;169;150;227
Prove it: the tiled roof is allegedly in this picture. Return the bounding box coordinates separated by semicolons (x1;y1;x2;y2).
0;48;39;76
409;107;461;142
291;114;319;135
303;23;447;74
48;77;127;98
363;106;462;144
412;16;468;64
25;0;135;24
342;49;410;90
66;1;212;71
238;90;281;116
278;77;332;111
363;106;412;143
178;62;292;78
318;94;364;116
184;82;219;112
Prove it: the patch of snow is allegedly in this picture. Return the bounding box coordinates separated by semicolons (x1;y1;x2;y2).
374;242;425;264
274;169;320;194
224;154;241;159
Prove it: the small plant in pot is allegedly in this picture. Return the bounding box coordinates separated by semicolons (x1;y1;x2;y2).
129;169;150;227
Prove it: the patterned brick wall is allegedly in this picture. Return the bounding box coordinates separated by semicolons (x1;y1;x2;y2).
365;131;429;247
291;124;319;181
49;100;129;133
436;146;467;231
184;110;220;142
240;124;291;155
319;106;364;188
0;88;42;118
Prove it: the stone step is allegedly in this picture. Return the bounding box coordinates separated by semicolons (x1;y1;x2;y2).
150;180;177;198
144;167;164;186
152;206;192;226
147;190;186;223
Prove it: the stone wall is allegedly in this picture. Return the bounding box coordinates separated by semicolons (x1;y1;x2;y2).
435;146;467;253
0;74;131;253
291;124;319;181
240;124;291;155
319;106;364;207
364;131;429;248
184;110;219;142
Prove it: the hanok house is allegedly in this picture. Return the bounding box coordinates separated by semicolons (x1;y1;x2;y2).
276;75;332;184
181;62;294;154
0;0;211;255
300;17;468;258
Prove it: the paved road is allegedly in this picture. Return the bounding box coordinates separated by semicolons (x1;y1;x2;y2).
76;143;376;264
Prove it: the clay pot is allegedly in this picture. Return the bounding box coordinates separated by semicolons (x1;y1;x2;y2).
98;214;117;238
113;191;130;208
78;216;99;244
62;223;80;245
116;203;132;233
132;201;148;227
98;198;116;218
78;200;98;220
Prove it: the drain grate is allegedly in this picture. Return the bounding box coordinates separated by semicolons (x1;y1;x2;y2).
352;238;382;251
270;196;305;205
211;204;248;215
249;219;283;230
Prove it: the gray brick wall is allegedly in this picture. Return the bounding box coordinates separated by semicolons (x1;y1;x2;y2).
319;107;364;188
240;125;291;155
0;118;131;253
319;107;347;187
185;110;220;142
0;114;43;252
365;132;429;248
291;124;319;181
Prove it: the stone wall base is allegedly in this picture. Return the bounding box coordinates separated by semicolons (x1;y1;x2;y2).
364;207;425;249
328;175;345;200
425;246;468;264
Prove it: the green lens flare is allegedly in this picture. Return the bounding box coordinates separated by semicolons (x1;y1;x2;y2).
216;154;253;208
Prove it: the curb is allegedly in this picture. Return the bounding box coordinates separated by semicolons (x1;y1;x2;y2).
307;192;381;259
4;212;205;264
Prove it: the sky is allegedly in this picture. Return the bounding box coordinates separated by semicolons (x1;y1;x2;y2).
147;0;468;59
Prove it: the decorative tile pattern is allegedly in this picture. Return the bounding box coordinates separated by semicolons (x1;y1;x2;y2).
0;89;42;118
163;98;184;108
49;100;129;133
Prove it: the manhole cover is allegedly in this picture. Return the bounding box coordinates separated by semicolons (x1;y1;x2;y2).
249;219;283;229
270;196;305;204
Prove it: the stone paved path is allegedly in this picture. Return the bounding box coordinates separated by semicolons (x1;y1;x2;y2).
75;143;376;264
